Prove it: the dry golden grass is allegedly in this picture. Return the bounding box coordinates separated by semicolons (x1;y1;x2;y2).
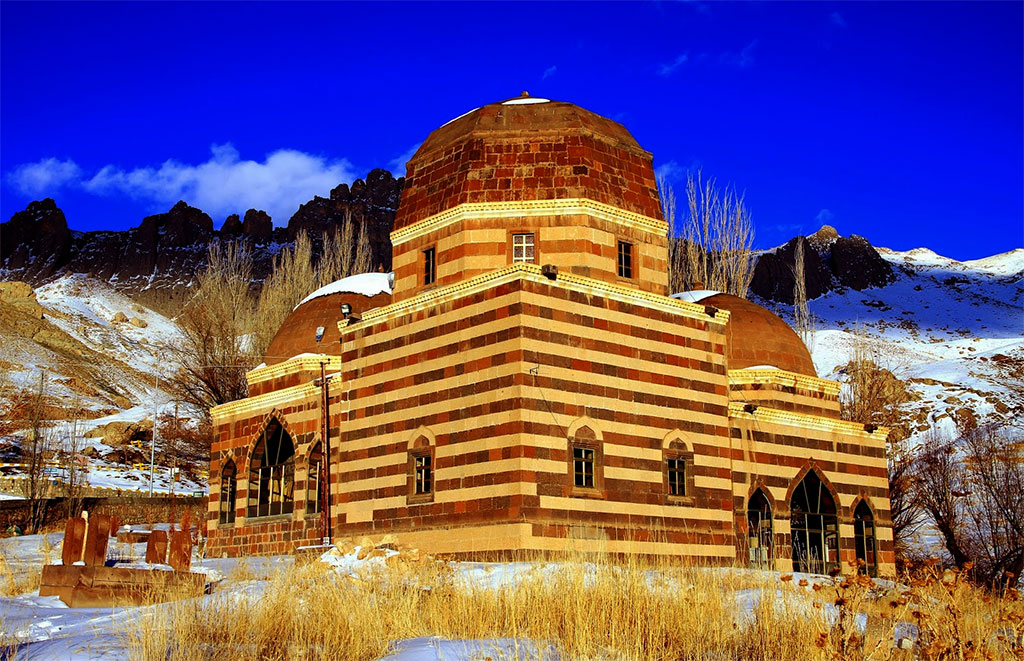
120;552;1023;661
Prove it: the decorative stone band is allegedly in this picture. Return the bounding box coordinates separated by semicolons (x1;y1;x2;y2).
728;401;888;441
390;198;669;246
727;368;842;397
211;381;319;420
245;355;342;388
343;262;729;332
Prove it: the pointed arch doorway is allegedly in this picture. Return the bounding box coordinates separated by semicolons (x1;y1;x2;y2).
747;488;774;570
790;470;839;574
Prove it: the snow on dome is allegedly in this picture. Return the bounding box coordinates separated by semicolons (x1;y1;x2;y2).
441;106;480;127
670;290;721;304
502;97;551;105
294;272;392;310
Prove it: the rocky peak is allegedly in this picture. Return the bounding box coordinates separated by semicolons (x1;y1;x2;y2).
242;209;273;243
807;224;840;254
751;228;895;304
0;198;72;278
221;214;243;236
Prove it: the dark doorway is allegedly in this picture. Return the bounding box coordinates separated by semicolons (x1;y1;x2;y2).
853;500;878;577
790;471;839;574
747;489;773;569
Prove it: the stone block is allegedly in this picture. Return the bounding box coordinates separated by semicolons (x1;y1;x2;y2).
61;518;86;566
146;530;168;564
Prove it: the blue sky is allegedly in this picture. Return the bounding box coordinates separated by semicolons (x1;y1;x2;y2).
2;1;1021;260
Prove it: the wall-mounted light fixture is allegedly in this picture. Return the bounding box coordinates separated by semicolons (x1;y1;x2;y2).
744;403;758;414
541;264;558;280
705;305;719;318
864;423;877;433
340;303;352;318
315;326;325;343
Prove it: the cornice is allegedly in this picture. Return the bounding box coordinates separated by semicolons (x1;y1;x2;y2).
245;355;342;387
728;368;841;397
211;382;319;420
390;198;668;246
728;402;888;441
341;262;729;333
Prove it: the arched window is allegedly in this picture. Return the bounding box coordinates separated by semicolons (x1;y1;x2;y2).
407;435;435;504
569;426;602;494
219;459;236;525
663;436;694;503
247;418;295;518
790;471;839;575
854;500;878;577
306;442;324;515
747;489;773;569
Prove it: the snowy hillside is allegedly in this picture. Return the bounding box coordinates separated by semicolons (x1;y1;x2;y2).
0;274;204;495
761;247;1023;442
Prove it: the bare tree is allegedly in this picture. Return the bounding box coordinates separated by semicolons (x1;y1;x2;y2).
62;392;86;518
839;330;923;561
169;242;258;414
670;169;756;297
251;232;316;359
352;220;373;275
20;372;53;533
959;425;1024;588
657;174;686;295
792;238;813;349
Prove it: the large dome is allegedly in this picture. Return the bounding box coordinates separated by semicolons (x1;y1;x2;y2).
263;273;392;365
394;94;663;230
701;293;816;376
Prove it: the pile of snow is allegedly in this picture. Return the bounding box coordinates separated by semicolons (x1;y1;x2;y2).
294;272;393;309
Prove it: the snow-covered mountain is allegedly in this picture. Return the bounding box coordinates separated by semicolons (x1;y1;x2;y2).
758;247;1023;443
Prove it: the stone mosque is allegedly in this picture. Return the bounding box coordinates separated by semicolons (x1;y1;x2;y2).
206;94;893;577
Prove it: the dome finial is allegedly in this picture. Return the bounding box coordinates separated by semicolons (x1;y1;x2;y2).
521;90;529;97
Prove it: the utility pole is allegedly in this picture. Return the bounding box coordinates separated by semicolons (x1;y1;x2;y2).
150;373;158;497
319;362;333;545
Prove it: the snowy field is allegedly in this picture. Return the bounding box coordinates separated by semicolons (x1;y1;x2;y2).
0;531;892;660
760;247;1024;444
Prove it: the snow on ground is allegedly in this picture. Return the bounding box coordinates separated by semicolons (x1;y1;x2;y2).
759;245;1024;444
0;532;893;661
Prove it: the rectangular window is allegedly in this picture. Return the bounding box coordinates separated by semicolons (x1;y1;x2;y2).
414;453;433;495
573;446;595;489
423;247;436;286
512;233;535;263
617;240;633;279
667;458;686;497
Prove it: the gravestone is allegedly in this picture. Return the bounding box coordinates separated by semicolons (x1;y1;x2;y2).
61;518;86;566
168;530;192;572
82;514;110;567
145;530;168;564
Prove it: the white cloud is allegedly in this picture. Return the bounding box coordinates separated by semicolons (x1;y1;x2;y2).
542;65;557;80
658;54;689;76
6;158;82;196
815;209;835;224
387;143;421;178
719;40;758;69
655;160;684;183
81;144;357;223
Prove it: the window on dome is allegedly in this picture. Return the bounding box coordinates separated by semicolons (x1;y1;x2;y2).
423;247;436;286
512;233;535;263
617;240;633;279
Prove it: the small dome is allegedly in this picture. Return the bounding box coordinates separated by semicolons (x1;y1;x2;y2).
702;293;816;376
264;273;392;365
